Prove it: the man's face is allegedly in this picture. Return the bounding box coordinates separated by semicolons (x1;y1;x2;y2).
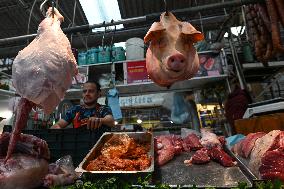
82;83;100;106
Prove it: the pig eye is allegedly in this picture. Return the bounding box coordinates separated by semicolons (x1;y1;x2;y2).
157;37;167;48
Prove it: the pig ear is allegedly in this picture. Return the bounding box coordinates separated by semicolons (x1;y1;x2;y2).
181;22;204;43
144;22;166;43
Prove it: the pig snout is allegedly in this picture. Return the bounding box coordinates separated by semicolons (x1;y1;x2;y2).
167;53;186;72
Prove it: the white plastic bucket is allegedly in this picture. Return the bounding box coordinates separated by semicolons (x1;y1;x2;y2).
125;38;144;60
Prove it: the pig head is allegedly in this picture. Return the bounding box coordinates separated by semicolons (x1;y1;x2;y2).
144;12;204;87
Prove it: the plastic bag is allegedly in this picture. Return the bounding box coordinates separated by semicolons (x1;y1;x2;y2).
171;92;190;124
43;155;78;188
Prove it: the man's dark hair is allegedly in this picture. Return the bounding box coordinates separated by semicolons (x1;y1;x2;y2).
84;80;101;91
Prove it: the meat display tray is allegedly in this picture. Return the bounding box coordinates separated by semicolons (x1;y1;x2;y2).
75;132;154;182
152;146;257;188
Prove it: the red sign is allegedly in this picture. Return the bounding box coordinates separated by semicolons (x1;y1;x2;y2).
127;60;151;84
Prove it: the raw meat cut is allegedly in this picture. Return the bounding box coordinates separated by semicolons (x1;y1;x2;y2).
249;130;281;177
144;12;204;87
184;148;210;165
208;147;236;167
241;132;266;158
1;132;50;160
259;148;284;181
7;7;77;161
200;129;222;148
0;132;50;189
154;135;176;166
12;7;78;114
170;135;183;155
182;133;202;151
0;155;49;189
231;139;245;157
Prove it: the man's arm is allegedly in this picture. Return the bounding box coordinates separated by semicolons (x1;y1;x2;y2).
101;114;115;127
50;119;69;129
87;114;115;130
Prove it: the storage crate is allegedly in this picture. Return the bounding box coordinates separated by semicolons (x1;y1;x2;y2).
3;126;104;167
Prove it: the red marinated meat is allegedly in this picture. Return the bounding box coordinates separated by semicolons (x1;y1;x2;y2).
259;148;284;181
184;148;210;165
208;147;236;167
241;132;266;158
182;133;202;151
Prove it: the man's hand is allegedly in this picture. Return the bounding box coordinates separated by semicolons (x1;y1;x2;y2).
87;117;102;130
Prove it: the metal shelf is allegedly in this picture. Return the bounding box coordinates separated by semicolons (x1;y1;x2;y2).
0;89;15;100
65;74;228;99
242;61;284;69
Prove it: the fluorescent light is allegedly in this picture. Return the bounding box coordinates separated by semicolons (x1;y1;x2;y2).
170;121;173;124
79;0;123;31
137;119;142;124
231;26;245;36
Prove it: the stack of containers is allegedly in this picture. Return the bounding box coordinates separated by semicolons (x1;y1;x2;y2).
87;48;98;65
98;46;111;63
112;47;126;62
78;52;87;66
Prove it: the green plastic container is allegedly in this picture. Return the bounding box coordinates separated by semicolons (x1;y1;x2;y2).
78;52;87;65
112;47;126;62
98;47;111;63
87;48;98;65
242;43;254;63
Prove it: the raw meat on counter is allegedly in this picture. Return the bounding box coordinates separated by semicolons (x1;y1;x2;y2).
232;130;284;181
144;12;204;87
86;134;151;171
184;148;210;165
6;7;78;161
0;133;78;189
182;133;203;151
155;131;236;167
0;132;49;189
200;128;222;148
232;132;266;158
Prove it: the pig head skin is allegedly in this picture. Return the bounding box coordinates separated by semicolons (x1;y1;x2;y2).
144;12;204;87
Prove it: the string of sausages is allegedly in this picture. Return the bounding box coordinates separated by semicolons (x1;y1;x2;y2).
244;1;284;65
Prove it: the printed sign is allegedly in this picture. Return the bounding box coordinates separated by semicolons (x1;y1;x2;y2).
127;60;151;84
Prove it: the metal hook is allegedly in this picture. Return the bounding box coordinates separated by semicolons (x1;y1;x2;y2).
163;0;168;16
101;21;107;50
40;0;55;17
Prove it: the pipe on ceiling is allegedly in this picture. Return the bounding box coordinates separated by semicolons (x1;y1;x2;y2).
0;0;260;46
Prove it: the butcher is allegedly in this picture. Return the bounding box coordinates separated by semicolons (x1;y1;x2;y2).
51;80;115;130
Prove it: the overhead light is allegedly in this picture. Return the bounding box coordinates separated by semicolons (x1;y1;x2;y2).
170;121;173;124
137;118;142;124
79;0;123;32
114;121;118;125
231;26;245;36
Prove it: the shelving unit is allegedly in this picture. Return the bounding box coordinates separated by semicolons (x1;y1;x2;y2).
0;89;15;100
66;74;228;99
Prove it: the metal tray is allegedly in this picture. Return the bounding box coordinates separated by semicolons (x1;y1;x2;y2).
152;145;257;188
75;132;154;175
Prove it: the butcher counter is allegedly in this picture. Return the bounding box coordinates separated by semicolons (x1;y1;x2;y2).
1;126;268;188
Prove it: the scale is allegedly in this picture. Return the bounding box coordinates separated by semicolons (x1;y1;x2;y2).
243;97;284;118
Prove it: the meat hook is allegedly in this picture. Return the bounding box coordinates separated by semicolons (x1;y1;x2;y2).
163;0;168;16
40;0;55;17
